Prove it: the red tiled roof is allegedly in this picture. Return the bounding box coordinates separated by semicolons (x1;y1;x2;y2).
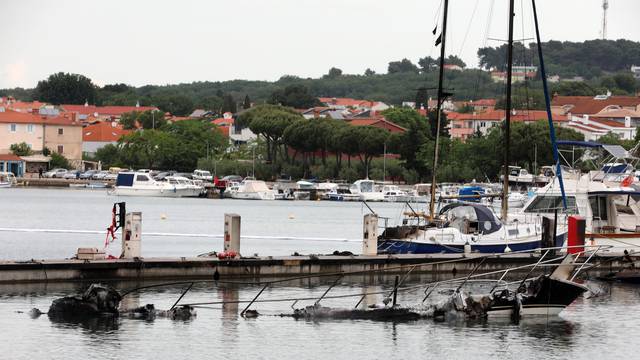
61;104;159;116
212;117;234;126
552;96;640;115
346;118;406;132
592;109;640;118
566;123;608;132
589;118;628;128
4;101;45;111
83;121;131;142
450;110;567;122
0;109;81;126
0;154;22;161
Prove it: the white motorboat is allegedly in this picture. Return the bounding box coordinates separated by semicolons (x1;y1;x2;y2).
231;180;276;200
0;172;16;188
350;179;384;202
110;172;194;197
165;176;205;197
381;185;411;202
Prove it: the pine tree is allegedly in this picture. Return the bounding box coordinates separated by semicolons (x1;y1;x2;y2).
243;94;251;109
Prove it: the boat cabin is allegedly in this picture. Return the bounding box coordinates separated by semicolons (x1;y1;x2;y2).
116;172;154;187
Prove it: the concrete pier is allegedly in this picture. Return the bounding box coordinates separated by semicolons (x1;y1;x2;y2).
0;253;632;284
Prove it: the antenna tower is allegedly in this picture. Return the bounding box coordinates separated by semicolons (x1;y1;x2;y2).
601;0;609;39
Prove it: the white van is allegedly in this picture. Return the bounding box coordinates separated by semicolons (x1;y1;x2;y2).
192;169;213;181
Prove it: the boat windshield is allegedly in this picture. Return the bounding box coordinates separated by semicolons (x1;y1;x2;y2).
524;195;577;214
359;181;374;192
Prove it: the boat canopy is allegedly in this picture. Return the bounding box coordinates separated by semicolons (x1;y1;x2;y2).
116;173;134;187
243;180;270;192
439;203;502;235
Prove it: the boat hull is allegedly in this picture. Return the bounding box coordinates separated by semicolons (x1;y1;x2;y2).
377;239;543;254
111;187;193;197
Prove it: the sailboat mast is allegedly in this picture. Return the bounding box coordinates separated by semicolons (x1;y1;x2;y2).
429;0;449;219
532;0;567;210
501;0;515;221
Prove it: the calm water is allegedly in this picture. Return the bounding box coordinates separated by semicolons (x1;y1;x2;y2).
1;188;640;359
0;187;410;260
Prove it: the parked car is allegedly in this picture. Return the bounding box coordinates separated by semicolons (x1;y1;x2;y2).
63;170;81;179
104;173;118;181
193;169;213;181
44;168;68;178
92;171;109;180
80;170;98;179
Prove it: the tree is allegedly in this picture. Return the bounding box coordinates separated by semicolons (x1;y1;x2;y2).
239;104;304;163
120;110;166;130
325;67;343;78
152;94;194;116
445;55;466;68
35;72;97;105
269;84;319;109
222;94;237;113
427;109;449;138
387;58;419;74
243;94;252;109
364;68;376;76
10;142;32;156
381;107;424;129
94;144;121;168
418;56;438;72
355;126;389;177
50;152;70;169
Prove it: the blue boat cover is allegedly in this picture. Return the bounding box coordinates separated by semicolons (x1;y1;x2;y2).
116;173;134;187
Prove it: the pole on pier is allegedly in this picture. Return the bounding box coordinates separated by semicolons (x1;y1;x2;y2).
121;212;142;258
363;214;378;256
224;213;241;255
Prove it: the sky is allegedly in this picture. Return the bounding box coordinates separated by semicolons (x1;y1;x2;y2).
1;0;639;89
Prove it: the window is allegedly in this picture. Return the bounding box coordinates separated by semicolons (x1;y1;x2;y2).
524;196;577;214
57;145;64;153
9;124;17;132
27;124;35;133
58;128;64;135
589;196;608;221
136;175;149;182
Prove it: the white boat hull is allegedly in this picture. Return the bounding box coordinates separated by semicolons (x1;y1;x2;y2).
111;186;194;197
231;191;275;200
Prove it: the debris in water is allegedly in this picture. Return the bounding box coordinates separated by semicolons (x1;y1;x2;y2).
48;283;122;320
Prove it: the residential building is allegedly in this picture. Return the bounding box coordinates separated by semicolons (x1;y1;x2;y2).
82;121;132;156
0;109;83;162
562;114;636;141
60;102;159;122
468;99;496;112
346;118;406;133
318;97;390;112
551;95;640;117
631;65;640;79
448;110;568;141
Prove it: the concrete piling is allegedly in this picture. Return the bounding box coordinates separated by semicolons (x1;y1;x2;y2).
121;212;142;258
362;214;378;255
224;213;241;255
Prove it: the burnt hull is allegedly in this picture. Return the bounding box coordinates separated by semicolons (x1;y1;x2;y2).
487;276;587;317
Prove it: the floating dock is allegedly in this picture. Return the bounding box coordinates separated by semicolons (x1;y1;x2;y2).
0;253;633;284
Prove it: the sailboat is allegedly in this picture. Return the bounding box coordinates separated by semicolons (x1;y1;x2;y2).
378;0;560;254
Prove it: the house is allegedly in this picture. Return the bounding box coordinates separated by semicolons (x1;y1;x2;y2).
468;99;496;112
346;118;406;133
443;64;463;71
60;102;159;122
318;97;390;112
551;95;640;117
631;65;640;80
189;109;214;118
448;110;568;141
0;153;25;177
491;71;536;83
562;114;636;141
0;109;83;162
82;121;132;156
211;112;257;145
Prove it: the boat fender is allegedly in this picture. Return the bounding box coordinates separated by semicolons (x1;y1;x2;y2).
511;293;523;322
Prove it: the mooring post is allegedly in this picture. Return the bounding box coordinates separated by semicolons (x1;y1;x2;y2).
121;212;142;258
224;213;241;255
363;213;378;255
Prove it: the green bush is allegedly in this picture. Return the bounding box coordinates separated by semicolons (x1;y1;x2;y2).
50;152;70;169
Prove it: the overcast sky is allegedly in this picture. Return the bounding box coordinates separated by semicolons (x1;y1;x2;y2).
1;0;639;88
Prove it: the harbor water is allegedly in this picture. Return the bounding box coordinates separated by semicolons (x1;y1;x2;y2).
1;187;640;359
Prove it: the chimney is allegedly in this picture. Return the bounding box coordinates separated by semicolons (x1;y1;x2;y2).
71;112;77;123
582;114;589;124
625;116;631;128
32;108;38;115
